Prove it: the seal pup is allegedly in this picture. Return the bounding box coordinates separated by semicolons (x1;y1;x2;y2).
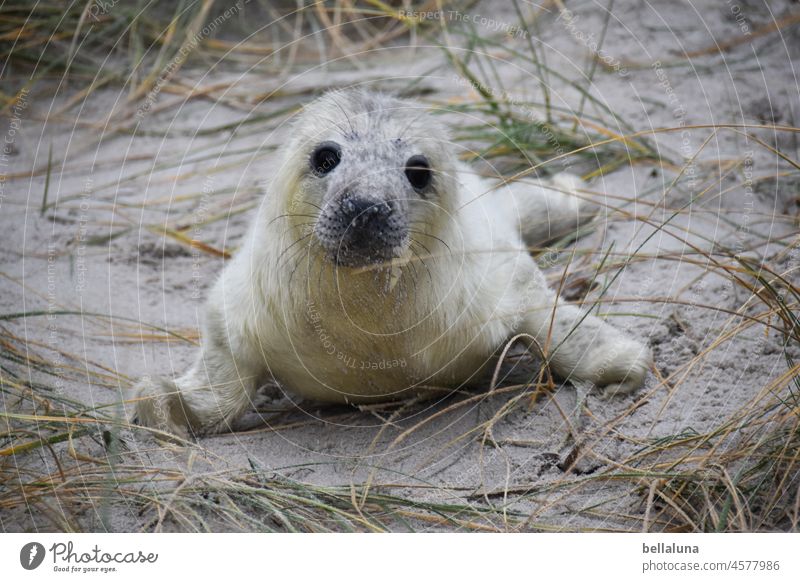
132;89;652;436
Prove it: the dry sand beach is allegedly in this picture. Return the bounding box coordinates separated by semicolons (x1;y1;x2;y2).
1;0;799;532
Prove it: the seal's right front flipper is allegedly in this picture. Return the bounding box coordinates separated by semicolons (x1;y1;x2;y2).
131;374;196;440
131;349;261;438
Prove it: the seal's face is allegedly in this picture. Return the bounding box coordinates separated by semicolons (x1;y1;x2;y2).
284;90;454;269
309;139;434;267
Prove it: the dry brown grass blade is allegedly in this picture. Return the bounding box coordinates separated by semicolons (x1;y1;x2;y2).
146;225;231;259
684;11;800;58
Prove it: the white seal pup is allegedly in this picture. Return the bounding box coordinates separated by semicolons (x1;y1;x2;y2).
132;89;652;436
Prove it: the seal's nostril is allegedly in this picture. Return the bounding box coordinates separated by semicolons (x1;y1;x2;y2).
342;197;356;216
340;195;391;225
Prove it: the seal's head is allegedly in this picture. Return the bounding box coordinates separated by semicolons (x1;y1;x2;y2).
280;89;457;268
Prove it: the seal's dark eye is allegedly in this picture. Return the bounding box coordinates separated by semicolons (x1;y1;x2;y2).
311;142;342;175
405;155;431;190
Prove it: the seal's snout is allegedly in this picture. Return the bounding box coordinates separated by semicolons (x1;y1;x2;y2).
315;192;407;267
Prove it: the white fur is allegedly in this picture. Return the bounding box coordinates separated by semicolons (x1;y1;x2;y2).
132;90;652;436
